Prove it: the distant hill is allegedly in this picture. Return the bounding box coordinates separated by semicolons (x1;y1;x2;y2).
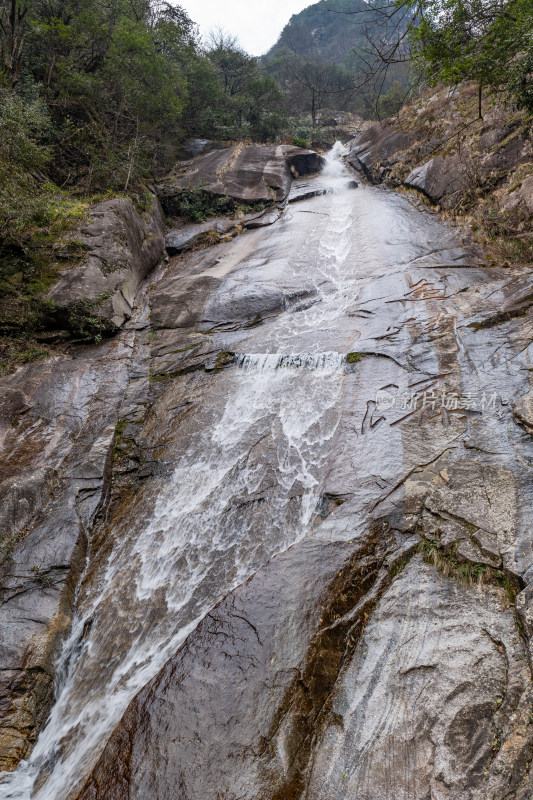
265;0;377;68
263;0;411;121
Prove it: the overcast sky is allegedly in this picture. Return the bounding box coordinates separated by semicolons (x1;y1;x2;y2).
179;0;313;55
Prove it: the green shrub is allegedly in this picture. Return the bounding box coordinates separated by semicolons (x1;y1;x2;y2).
160;189;267;222
0;90;52;172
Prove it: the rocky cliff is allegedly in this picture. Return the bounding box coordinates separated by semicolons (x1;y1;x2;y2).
266;0;384;67
348;83;533;266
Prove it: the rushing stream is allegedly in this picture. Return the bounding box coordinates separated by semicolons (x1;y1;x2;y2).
3;141;530;800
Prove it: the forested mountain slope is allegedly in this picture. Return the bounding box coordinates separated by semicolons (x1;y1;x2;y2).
266;0;373;65
264;0;411;120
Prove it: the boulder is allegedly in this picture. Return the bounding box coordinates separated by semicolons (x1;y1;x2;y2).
243;208;281;228
280;144;325;177
159;144;324;207
404;154;470;207
349;121;476;208
288;184;331;203
347;121;412;179
164;207;284;256
165;218;235;256
47;193;164;332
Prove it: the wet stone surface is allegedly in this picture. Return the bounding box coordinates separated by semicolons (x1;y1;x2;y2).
2;144;533;800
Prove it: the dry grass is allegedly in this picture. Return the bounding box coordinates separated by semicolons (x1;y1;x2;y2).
419;538;519;608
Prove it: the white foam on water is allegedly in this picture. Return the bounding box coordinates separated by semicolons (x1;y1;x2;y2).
236;352;346;371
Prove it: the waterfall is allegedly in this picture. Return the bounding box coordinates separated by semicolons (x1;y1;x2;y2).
0;143;361;800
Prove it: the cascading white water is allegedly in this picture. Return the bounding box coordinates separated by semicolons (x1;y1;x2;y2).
0;143;361;800
262;141;359;352
236;352;347;371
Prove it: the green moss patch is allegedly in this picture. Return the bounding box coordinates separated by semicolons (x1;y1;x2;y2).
346;352;367;364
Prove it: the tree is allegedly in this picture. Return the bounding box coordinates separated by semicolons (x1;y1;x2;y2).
377;78;409;116
204;29;287;141
0;0;290;194
16;0;198;186
287;58;355;127
0;0;29;86
205;29;256;96
341;0;533;117
408;0;533;115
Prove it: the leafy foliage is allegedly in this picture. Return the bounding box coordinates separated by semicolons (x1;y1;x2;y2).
0;89;86;247
404;0;533;113
0;2;289;195
161;189;239;223
203;30;287;141
161;189;268;223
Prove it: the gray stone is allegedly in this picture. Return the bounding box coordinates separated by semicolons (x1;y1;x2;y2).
243;208;280;228
423;461;518;574
159;143;324;206
282;144;325;177
4;151;533;800
306;558;531;800
501;175;533;217
165;218;234;255
513;388;533;433
347;120;412;179
47;194;164;329
404;155;470;207
288;183;331;203
0;320;137;769
74;528;394;800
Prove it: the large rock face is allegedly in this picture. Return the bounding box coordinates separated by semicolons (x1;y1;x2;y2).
347;119;412;178
47;194;164;331
158;143;325;208
0;336;136;769
349;126;472;209
78;547;532;800
2;157;533;800
306;558;531;800
404;155;469;208
348;83;532;219
75;532;399;800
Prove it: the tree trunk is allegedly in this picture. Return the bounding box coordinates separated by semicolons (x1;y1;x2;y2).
46;51;56;87
0;0;28;87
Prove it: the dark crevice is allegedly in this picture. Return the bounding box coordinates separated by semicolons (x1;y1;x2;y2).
467;302;533;331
